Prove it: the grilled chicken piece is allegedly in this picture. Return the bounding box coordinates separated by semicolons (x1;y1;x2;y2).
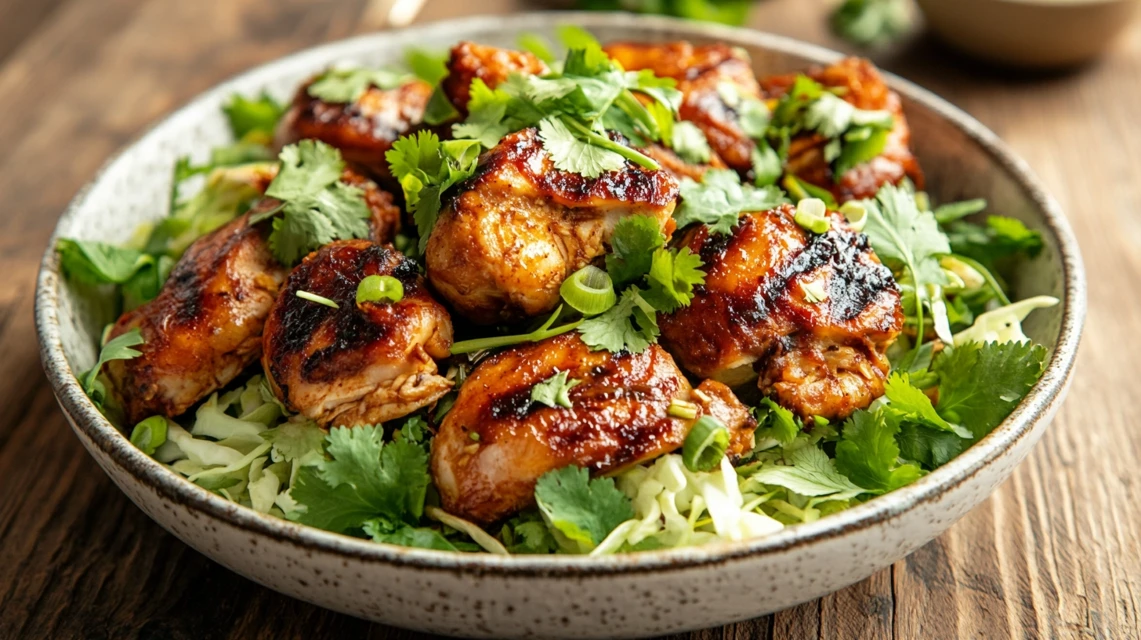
658;204;903;421
431;332;756;524
105;205;287;424
426;128;679;324
262;240;453;428
276;78;432;183
759;58;923;203
605;41;763;176
442;41;548;114
341;168;403;244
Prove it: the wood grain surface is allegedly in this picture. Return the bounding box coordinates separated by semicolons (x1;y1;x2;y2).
0;0;1137;638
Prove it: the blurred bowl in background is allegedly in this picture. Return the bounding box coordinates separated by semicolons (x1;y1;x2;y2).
915;0;1139;68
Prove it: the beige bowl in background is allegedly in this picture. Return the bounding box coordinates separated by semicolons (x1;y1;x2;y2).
915;0;1139;68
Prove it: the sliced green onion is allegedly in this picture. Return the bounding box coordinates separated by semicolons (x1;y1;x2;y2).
782;175;838;208
667;398;699;420
802;279;828;304
130;416;168;455
839;201;867;232
682;415;730;473
794;198;831;234
560;266;616;316
356;275;404;305
812;415;830;428
450;305;582;355
949;254;1011;306
296;290;340;309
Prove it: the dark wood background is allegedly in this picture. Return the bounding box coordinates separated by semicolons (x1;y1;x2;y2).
1;0;1138;638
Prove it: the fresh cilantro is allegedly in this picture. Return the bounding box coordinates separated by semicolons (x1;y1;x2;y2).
289;426;430;534
154;162;274;260
831;0;913;47
674;169;789;234
605;215;665;288
404;48;449;85
538;116;627;178
643;247;705;313
423;85;461;125
307;67;409;103
935;341;1048;439
516;33;555;64
750;446;867;500
946;216;1044;264
261;420;326;462
394;415;430;446
883;372;972;438
386;130;482;252
835;409;923;493
500;510;558;554
251;140;372;265
221;92;284;143
578;287;660;353
56;240;160;296
80;328;144;407
670;121;712;164
861;184;950;356
897;422;966;469
530;370;582;409
755;397;802;445
933;198;987;224
364;520;457;551
534;465;634;554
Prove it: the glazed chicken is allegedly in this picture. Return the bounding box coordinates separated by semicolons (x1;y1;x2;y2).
105;203;288;425
276;77;432;183
426;127;679;324
604;41;764;176
658;204;903;421
441;41;548;114
262;240;454;428
431;332;756;524
759;58;923;203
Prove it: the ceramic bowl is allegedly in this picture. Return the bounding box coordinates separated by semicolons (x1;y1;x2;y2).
916;0;1139;68
35;12;1086;639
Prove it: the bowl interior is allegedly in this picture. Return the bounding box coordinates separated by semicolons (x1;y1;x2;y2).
38;13;1082;569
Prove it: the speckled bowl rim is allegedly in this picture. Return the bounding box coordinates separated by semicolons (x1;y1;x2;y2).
34;12;1086;578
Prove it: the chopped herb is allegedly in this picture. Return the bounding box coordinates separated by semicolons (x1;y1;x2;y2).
531;370;583;409
675;169;789;235
296;290;340;309
308;67;409;103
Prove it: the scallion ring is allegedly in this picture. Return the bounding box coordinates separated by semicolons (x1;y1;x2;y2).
357;274;404;305
682;415;730;473
560;265;617;316
838;201;867;232
794;198;831;234
130;415;168;455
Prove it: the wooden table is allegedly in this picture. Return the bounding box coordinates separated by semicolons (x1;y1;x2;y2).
1;0;1137;637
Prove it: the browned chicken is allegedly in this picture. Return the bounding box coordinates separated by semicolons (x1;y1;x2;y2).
342;168;403;244
640;142;728;182
658;204;903;421
760;58;923;203
431;332;756;524
262;240;454;428
105;204;288;424
605;41;764;176
441;41;548;114
276;78;432;183
426;128;679;325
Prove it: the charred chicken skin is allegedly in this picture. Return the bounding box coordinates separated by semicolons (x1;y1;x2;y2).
604;41;764;176
105;205;288;424
262;240;453;428
759;58;923;203
426;128;679;324
658;204;903;421
441;41;549;114
431;332;756;524
276;78;432;183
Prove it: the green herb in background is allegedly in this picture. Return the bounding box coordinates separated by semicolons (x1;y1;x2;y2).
576;0;753;26
831;0;914;47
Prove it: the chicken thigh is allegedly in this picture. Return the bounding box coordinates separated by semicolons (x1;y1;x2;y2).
262;240;453;428
658;204;903;421
426;127;679;324
431;332;755;524
441;41;548;114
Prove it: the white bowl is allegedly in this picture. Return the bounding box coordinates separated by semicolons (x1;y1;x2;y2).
35;12;1086;639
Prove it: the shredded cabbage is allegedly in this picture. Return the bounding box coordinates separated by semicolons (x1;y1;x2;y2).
953;295;1058;346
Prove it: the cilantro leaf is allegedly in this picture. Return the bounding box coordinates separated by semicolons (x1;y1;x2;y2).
670;121;712;164
289;426;430;534
897;422;966;469
883;372;971;438
835;409;923;493
605;215;665;288
307;67;409;103
516;33;556;64
501;511;558;554
265;139;344;200
534;466;634;554
756;397;801;445
386;131;482;252
221;92;284;143
831;0;913;47
57;239;154;286
530;370;582;409
405;48;449;85
538;116;627;178
675;169;789;234
261;420;325;462
751;446;867;500
935;341;1048;439
364;520;458;551
642;247;705;313
578;287;660;354
946;215;1044;264
80;328;144;407
451;79;514;148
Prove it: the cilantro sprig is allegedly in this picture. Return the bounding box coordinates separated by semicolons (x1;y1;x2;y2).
534;465;634;554
386;131;482;253
249;140;373;265
674;169;789;235
308;67;410;103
